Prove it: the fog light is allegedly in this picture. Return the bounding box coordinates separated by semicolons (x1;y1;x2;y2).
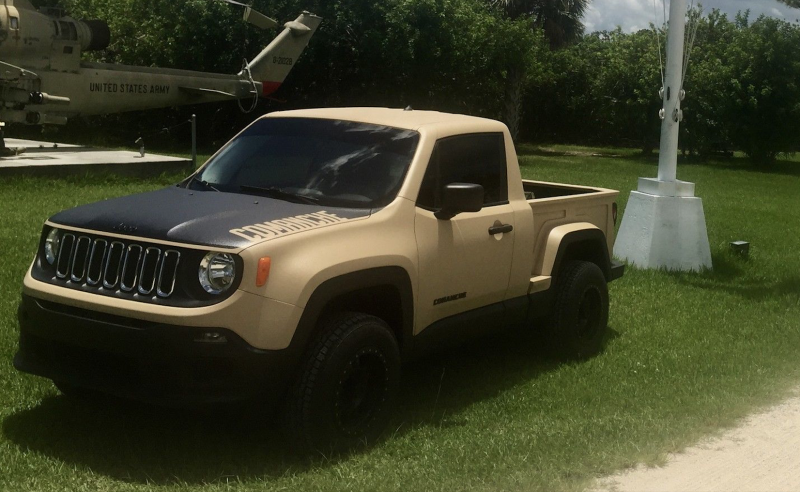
195;331;228;344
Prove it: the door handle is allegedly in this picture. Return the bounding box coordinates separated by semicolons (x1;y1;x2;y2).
488;223;513;235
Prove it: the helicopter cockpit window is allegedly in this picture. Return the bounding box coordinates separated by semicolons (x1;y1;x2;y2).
10;17;18;30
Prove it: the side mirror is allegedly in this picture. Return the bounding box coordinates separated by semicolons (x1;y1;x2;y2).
434;183;484;220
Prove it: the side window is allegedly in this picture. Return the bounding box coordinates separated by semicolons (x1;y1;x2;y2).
10;17;19;30
417;133;507;210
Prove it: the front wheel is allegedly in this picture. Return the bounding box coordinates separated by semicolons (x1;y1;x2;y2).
546;261;609;359
285;313;401;452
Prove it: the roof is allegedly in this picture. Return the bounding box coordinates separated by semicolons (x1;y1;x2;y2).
265;107;507;132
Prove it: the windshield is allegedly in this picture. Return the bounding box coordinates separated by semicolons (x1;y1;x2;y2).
190;117;420;208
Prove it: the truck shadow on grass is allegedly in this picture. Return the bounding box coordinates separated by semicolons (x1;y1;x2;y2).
1;327;617;485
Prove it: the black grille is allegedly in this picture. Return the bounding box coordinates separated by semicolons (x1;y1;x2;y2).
55;233;181;298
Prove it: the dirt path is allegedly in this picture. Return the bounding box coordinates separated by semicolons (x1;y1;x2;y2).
592;388;800;492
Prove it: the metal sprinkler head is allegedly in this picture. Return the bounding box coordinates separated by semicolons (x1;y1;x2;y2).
730;241;750;258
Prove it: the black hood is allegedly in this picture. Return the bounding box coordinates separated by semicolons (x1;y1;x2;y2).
49;187;371;249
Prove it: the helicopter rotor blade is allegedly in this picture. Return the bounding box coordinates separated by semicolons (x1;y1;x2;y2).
212;0;278;29
242;6;278;30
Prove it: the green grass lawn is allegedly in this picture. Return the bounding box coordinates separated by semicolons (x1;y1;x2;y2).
1;147;799;492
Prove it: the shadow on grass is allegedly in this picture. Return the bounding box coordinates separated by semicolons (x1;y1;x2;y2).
692;157;800;178
517;144;800;177
670;251;800;302
516;145;648;161
2;327;609;486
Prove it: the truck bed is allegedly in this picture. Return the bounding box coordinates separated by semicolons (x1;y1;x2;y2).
522;180;600;200
522;179;619;277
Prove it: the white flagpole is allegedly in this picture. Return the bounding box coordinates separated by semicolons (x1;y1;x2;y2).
613;0;712;272
658;0;687;183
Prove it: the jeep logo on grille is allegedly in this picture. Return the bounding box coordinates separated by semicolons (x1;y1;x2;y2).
112;222;138;234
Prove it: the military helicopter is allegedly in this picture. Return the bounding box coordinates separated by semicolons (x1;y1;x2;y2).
0;0;320;143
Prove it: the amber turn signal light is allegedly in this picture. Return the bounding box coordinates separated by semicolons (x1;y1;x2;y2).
256;257;271;287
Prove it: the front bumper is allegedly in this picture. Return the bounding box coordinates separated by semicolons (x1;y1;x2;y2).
14;294;297;406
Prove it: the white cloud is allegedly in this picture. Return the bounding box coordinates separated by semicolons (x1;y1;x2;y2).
584;0;655;33
584;0;799;33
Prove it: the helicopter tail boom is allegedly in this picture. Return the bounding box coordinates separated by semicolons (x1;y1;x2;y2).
240;11;321;96
0;6;321;126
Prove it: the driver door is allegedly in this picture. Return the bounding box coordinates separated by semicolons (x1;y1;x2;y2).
414;133;515;333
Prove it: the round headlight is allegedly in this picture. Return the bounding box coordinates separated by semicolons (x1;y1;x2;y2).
198;252;236;294
44;228;60;265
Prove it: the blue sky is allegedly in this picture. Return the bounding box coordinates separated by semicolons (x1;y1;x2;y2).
584;0;800;32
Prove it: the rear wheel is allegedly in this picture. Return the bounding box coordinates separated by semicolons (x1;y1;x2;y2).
285;313;401;452
546;261;609;359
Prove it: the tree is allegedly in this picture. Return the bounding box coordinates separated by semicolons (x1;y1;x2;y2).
778;0;800;7
284;0;541;119
593;29;662;152
27;0;800;162
492;0;588;46
684;11;800;162
524;28;661;151
490;0;588;140
27;0;542;146
680;9;738;156
724;16;800;162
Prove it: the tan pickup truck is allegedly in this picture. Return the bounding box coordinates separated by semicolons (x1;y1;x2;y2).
15;107;624;450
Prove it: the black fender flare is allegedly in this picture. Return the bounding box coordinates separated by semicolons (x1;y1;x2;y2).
287;266;415;360
550;228;612;281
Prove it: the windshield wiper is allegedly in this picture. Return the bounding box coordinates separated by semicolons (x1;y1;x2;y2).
187;175;220;192
239;185;319;205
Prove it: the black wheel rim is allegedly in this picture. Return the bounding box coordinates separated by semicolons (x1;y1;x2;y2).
576;286;602;340
335;347;388;434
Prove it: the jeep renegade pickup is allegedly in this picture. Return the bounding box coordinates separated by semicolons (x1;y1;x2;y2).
16;108;624;450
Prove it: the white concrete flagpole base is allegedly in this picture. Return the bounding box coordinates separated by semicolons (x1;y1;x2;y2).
614;179;712;272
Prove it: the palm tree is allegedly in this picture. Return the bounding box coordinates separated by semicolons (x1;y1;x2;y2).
491;0;591;139
493;0;589;47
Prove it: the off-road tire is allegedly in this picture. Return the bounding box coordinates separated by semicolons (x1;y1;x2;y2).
546;260;609;359
285;313;401;452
